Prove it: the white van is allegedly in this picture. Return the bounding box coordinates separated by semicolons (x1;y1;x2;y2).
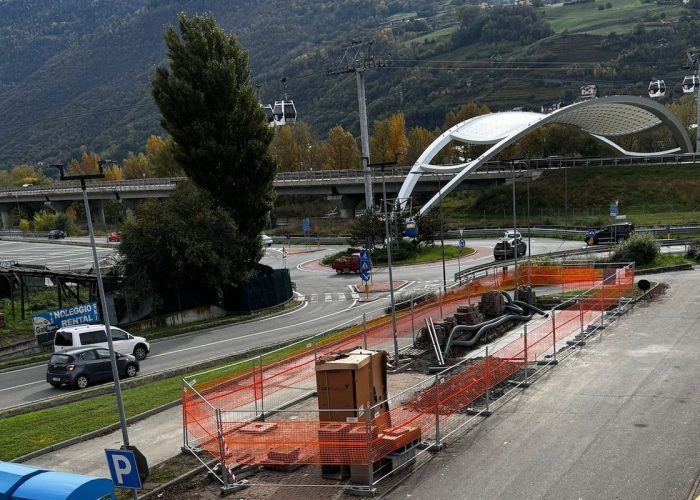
53;324;150;360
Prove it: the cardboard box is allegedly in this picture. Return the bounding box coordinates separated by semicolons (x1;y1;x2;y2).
315;349;389;427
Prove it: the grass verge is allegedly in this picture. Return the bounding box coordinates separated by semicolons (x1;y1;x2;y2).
0;321;353;462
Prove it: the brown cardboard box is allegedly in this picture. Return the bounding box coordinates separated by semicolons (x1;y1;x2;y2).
315;349;389;428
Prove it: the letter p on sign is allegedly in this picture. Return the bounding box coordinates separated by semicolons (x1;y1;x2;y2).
105;448;142;489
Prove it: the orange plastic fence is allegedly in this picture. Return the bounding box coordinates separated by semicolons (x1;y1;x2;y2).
184;265;634;467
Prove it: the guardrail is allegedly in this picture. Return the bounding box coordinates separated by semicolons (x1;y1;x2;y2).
453;237;695;282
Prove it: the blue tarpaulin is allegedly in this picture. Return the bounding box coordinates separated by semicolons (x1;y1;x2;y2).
0;462;115;500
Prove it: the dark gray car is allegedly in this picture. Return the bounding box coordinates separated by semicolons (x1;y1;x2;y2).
46;346;139;389
48;229;66;239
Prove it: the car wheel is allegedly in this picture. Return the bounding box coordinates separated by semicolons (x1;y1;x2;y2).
75;375;89;389
125;364;138;378
133;345;148;361
49;381;61;388
335;269;342;274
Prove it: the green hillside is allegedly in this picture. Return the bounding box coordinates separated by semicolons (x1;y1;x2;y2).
1;0;700;168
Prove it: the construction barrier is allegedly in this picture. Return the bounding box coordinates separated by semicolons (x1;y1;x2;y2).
182;263;634;485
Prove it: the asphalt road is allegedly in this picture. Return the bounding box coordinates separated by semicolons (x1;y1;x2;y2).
0;237;583;410
388;270;700;500
0;238;113;271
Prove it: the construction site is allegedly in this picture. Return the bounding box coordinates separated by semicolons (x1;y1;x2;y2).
180;262;636;496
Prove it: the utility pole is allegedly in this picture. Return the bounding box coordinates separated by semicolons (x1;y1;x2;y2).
367;157;400;365
696;54;700;154
327;41;390;210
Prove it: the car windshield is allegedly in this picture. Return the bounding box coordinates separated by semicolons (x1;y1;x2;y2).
503;232;520;239
50;354;73;364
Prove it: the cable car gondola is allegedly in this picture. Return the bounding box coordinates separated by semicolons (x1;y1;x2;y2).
682;75;699;94
648;79;666;99
271;76;297;126
263;104;274;125
272;100;297;126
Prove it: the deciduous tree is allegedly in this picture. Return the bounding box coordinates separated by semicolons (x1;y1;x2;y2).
69;152;101;176
370;113;408;163
324;125;360;170
123;152;152;179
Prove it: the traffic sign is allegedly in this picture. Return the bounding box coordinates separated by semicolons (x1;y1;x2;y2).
361;261;370;271
360;270;370;282
586;229;596;237
302;218;310;233
105;448;143;489
459;229;464;237
459;239;466;248
359;249;370;263
609;203;618;217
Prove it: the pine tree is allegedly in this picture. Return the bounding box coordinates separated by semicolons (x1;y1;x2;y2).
152;13;276;272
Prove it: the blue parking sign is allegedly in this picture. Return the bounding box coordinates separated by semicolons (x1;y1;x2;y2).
105;449;142;489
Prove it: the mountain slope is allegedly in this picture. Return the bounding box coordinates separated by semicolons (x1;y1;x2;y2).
0;0;698;168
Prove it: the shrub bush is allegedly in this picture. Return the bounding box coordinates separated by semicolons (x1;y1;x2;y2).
685;241;700;261
610;233;660;266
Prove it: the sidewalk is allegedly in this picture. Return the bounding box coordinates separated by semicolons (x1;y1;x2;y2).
24;405;183;477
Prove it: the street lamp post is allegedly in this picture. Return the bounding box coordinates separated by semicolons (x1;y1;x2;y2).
366;157;400;365
438;173;447;292
52;162;138;500
511;162;518;290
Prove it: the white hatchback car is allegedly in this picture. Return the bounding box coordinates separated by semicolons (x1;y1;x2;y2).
261;234;273;247
53;324;150;360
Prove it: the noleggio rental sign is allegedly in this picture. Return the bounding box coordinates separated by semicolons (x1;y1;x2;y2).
33;302;100;344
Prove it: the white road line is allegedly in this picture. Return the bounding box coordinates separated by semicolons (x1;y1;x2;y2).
311;294;318;302
337;293;346;301
0;380;45;393
324;293;332;302
151;301;358;359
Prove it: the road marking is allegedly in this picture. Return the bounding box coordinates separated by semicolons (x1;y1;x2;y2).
152;300;358;360
337;293;346;301
310;294;318;302
0;380;45;393
324;293;332;302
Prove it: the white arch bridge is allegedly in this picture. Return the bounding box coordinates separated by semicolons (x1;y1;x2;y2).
398;95;693;216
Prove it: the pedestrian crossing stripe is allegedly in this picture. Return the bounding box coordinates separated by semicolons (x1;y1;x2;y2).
295;292;360;302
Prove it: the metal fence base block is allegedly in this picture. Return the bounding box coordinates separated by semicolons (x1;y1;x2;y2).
428;443;443;452
220;480;249;496
566;340;586;346
346;486;377;497
181;445;201;455
537;359;559;366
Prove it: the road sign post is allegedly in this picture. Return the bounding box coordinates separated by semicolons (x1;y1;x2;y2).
359;250;371;297
106;448;146;491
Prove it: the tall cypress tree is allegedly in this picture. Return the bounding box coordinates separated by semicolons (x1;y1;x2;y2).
152;13;276;273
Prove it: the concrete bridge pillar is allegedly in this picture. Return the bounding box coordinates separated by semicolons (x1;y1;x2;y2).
44;200;70;214
330;194;364;219
0;210;10;229
89;199;106;227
